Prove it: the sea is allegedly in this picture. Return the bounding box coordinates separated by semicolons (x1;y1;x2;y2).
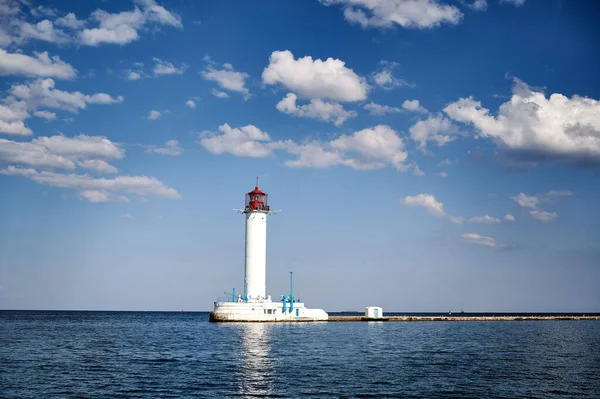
1;310;599;398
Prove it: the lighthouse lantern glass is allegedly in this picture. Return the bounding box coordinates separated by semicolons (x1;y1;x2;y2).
245;191;269;211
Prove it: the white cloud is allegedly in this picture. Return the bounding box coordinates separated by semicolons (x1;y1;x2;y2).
402;99;428;113
328;125;408;170
120;213;134;220
79;25;139;46
0;102;31;136
465;0;487;11
500;0;526;6
444;78;600;164
546;190;573;197
18;19;70;44
199;123;411;172
438;171;447;178
504;214;516;222
9;78;123;114
371;61;413;90
364;102;402;116
34;134;125;160
202;62;250;99
402;193;462;223
511;192;539;209
30;5;57;19
438;158;457;166
262;50;368;102
145;139;182;156
0;138;74;169
0;50;76;79
211;89;229;99
77;159;118;174
530;209;556;222
1;166;181;199
152;57;186;75
276;93;357;126
185;100;196;109
511;191;569;222
321;0;463;29
79;189;129;203
79;0;182;46
0;134;124;171
33;110;57;121
55;12;86;29
199;124;275;158
461;233;500;248
468;215;501;224
148;110;161;120
126;70;142;80
409;115;460;148
79;190;110;203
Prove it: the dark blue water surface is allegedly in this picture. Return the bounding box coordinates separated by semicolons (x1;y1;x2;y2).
1;311;599;398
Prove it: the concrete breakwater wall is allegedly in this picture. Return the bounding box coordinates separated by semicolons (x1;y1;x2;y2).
328;315;600;322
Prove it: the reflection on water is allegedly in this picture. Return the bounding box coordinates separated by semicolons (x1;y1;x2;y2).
237;323;275;397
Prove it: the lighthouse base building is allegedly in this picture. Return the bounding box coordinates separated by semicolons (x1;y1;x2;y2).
210;184;328;322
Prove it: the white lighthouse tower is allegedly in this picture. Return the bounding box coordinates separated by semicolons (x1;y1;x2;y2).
209;183;328;322
243;185;271;301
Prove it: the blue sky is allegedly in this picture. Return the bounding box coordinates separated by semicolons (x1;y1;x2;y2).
1;0;599;311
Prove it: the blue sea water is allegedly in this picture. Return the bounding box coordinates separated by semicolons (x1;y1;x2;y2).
1;311;599;398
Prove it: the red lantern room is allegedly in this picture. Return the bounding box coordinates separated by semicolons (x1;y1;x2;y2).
245;185;270;212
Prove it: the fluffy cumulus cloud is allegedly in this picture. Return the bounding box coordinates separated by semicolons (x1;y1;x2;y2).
1;166;181;200
371;61;413;90
33;110;57;121
461;233;501;248
1;0;180;47
8;78;123;114
148;110;161;120
0;79;122;136
262;50;368;102
0;134;124;171
55;12;87;29
185;100;196;109
510;190;571;222
199;123;412;171
0;103;31;136
402;193;462;223
529;209;557;222
409;115;460;148
402;99;428;113
79;0;182;46
365;99;427;115
0;131;180;202
465;0;487;11
500;0;526;6
504;214;516;222
511;192;539;208
444;78;600;165
199;124;276;158
0;50;77;79
321;0;463;29
144;139;183;156
202;61;250;99
211;89;229;99
152;57;186;75
276;93;356;126
364;102;402;116
468;215;501;224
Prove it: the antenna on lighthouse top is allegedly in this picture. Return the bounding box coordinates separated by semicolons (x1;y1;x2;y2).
256;176;259;188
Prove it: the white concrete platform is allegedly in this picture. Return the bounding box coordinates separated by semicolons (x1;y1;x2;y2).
210;300;328;322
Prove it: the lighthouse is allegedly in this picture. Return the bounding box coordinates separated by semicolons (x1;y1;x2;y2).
243;185;272;301
209;183;328;322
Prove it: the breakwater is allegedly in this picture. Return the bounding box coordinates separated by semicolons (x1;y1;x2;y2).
328;315;600;322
